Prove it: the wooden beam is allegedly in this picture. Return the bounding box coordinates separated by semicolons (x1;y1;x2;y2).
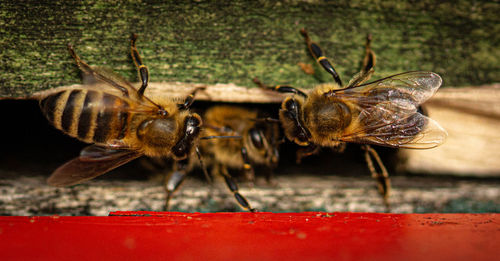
1;175;498;215
1;1;498;98
399;84;500;176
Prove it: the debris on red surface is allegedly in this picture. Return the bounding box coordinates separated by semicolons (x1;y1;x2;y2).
0;212;498;261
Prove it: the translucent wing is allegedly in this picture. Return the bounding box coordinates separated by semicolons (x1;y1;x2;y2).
333;71;443;104
82;66;138;96
328;71;447;148
47;145;141;187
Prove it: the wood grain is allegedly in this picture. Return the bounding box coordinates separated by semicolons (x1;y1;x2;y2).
1;175;498;215
1;1;498;98
399;84;500;176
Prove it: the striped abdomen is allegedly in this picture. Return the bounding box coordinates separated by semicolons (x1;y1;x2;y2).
40;89;130;145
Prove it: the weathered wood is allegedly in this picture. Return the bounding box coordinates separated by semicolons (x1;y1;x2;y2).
1;175;498;215
29;82;287;103
1;1;498;98
399;84;500;176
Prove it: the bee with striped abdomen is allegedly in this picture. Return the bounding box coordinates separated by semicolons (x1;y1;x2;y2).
35;34;205;187
255;29;447;207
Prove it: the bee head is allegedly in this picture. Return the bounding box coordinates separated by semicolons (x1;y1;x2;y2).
279;97;311;146
171;113;202;160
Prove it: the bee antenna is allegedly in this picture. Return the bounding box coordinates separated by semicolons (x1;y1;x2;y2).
195;146;212;184
131;33;138;43
249;117;280;124
200;135;242;140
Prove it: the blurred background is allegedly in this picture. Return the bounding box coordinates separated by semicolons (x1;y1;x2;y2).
1;1;499;215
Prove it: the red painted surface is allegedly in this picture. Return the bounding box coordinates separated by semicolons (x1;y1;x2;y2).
0;212;498;261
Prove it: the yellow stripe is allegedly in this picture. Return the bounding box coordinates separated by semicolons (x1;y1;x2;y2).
243;164;251;170
139;65;147;69
68;89;87;137
53;90;71;130
317;56;327;62
86;91;103;142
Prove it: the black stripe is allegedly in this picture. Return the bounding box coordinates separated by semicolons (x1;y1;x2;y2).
93;93;118;143
77;91;98;140
40;91;64;124
61;90;82;132
116;109;129;140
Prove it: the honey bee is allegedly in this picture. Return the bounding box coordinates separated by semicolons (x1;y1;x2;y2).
254;29;447;206
201;106;281;181
34;34;205;187
162;105;282;212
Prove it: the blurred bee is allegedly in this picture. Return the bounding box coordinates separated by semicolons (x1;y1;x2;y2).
162;105;282;212
254;29;447;206
202;105;281;182
34;34;205;187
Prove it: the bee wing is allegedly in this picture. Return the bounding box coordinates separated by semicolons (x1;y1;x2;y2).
80;66;163;110
47;145;141;187
337;71;443;104
342;113;447;149
82;66;136;94
330;71;447;148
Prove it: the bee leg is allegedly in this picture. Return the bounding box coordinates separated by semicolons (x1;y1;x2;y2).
253;77;308;98
130;34;149;97
263;169;278;187
362;33;376;73
220;164;256;212
164;159;189;211
347;34;377;88
195;146;212;184
300;28;342;86
177;86;206;110
296;144;320;164
265;140;281;185
329;142;347;153
241;147;255;183
362;145;391;210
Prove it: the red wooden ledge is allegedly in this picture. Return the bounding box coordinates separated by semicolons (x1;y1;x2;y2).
0;212;498;261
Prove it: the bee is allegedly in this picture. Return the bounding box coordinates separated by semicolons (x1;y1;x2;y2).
254;29;447;206
162;105;282;212
34;34;205;187
201;105;281;181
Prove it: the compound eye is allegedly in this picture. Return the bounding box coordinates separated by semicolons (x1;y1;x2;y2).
249;128;264;149
184;114;202;136
284;99;298;112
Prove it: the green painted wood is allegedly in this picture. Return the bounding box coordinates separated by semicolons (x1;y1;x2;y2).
1;0;499;98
